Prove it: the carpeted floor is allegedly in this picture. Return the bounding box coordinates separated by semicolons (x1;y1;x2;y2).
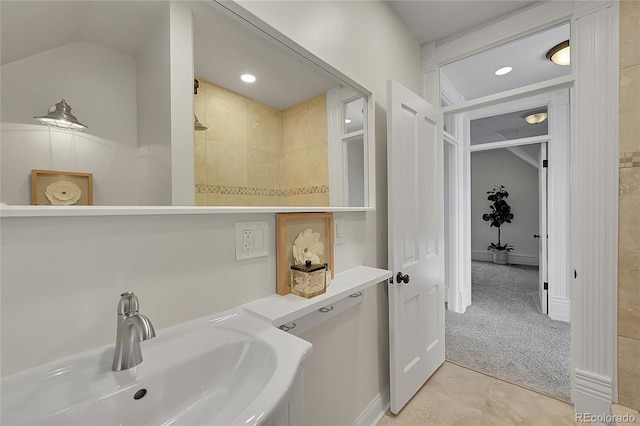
445;261;571;401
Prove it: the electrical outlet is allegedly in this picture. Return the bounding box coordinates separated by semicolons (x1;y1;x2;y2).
236;222;269;260
243;230;252;252
335;218;344;243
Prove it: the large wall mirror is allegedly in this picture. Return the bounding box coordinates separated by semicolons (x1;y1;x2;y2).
0;1;373;210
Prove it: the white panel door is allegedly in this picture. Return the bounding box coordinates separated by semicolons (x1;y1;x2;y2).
539;143;548;314
387;79;445;414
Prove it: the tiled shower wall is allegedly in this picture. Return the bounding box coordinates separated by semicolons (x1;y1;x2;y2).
618;0;640;411
283;93;329;206
193;78;329;206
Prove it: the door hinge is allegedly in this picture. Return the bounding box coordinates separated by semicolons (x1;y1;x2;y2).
544;282;548;290
543;159;548;168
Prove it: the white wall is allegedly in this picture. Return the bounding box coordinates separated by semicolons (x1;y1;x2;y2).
1;41;138;146
471;148;539;263
1;3;421;425
136;5;172;206
235;1;421;424
0;41;172;206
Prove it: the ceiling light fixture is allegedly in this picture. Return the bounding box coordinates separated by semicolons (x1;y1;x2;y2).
524;112;548;124
495;66;512;76
546;40;570;66
34;99;87;131
241;74;256;83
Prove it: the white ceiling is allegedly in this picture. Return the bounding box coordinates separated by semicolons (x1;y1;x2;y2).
388;0;538;45
441;23;571;101
1;1;349;111
0;1;167;66
189;2;342;110
470;107;548;144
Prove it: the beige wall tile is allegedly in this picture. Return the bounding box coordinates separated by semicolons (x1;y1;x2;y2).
247;104;282;154
619;167;640;253
247;195;283;206
620;64;640;154
286;194;309;206
204;81;237;100
284;99;306;117
308;192;329;206
205;92;247;146
284;150;309;189
308;95;328;148
621;1;640;69
194;137;207;185
619;336;640;410
206;193;247;206
195;193;207;206
247;148;281;189
619;251;640;339
194;91;206;124
283;108;308;153
308;144;329;186
206;140;247;187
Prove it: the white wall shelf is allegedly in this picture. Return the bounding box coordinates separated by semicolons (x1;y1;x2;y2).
242;266;392;327
0;204;374;218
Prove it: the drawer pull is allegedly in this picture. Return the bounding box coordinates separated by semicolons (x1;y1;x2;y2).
319;306;334;313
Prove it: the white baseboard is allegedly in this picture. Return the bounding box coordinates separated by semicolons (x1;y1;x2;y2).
574;368;614;425
353;385;390;426
549;296;571;322
471;251;539;266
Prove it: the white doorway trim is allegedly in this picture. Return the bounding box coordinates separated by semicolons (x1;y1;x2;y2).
422;0;619;414
459;90;571;323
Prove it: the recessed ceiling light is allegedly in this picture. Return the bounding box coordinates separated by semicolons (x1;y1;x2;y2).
546;40;570;66
524;112;548;124
241;74;256;83
345;119;352;124
495;67;513;76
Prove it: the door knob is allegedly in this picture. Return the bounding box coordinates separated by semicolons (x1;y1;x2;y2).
396;272;410;284
534;234;540;238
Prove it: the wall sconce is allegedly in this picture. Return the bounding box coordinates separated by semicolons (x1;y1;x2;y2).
194;115;208;131
546;40;570;66
34;99;87;131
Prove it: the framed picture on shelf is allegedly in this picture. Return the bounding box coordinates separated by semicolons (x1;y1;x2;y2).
31;169;93;206
276;212;335;295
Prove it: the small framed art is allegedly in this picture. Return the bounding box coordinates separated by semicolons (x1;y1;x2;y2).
276;212;335;295
31;169;93;206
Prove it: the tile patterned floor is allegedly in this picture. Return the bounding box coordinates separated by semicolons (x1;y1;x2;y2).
378;362;578;425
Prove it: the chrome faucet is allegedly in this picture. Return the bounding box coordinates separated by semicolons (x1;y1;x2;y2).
112;292;156;371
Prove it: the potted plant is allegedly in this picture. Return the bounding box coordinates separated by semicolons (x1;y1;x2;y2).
482;185;514;265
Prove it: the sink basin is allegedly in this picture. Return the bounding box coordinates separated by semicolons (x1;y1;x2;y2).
1;309;312;426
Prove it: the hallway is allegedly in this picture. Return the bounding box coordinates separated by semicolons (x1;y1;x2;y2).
445;261;571;400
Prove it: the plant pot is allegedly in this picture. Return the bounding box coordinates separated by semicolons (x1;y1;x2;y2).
492;249;509;265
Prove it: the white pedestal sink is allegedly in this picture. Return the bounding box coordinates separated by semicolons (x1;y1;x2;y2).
1;308;312;426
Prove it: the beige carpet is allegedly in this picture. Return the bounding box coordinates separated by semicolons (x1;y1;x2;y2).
445;261;571;401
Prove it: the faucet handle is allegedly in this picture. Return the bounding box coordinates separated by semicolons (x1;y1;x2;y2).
117;292;139;315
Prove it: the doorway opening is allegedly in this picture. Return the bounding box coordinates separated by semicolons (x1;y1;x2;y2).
442;93;572;401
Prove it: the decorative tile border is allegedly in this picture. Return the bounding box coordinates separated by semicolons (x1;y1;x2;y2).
286;185;329;196
195;184;329;196
619;151;640;168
